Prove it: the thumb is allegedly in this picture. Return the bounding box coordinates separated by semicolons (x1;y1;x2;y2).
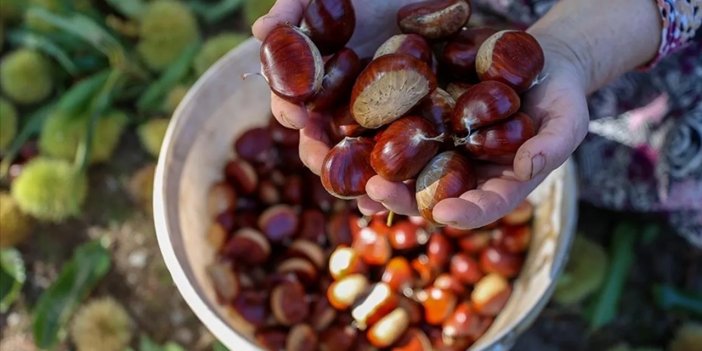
252;0;310;41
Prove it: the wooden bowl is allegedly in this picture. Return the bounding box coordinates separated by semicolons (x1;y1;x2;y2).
154;38;578;351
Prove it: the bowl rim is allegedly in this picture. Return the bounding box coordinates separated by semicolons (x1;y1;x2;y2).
153;37;579;351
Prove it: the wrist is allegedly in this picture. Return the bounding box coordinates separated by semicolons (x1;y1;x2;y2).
527;30;592;94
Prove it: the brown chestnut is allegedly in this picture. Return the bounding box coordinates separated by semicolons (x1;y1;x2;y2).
258;204;299;242
321;137;375;199
371;116;443;182
416;88;455;136
442;302;491;341
388;220;429;251
234;127;274;163
225;159;259;195
464;112;536;163
412;255;438;288
449;253;484;285
286;324;318;351
352;283;398;329
223;228;271;265
351;54;437;129
309;295;337;331
255;327;288;351
308;48;363;112
445;82;473;100
471;273;512;316
397;0;471;40
327;273;370;310
207;182;237;218
476;30;545;93
382;257;415;294
392;328;433;351
282;175;303;205
327;209;354;246
288;239;327;269
374;34;434;66
330;105;368;140
427;233;453;270
451;80;521;134
367;307;411;348
479;246;524;278
416;151;477;224
260;25;323;103
440;27;498;80
329;246;367;280
271;280;309;325
319;326;358;351
398;295;424;325
502;200;534;225
268;117;300;146
457;230;492;253
277;257;319;285
207;262;239;303
417;286;458;325
492;225;531;253
433;273;466;296
257;179;280;205
232;290;269;328
353;226;392;266
300;0;356;55
298;209;326;244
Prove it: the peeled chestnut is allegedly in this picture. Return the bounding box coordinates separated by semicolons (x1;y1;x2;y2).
464;112;536;163
475;30;545;93
351;54;437;129
371;116;443;182
416;151;477;224
374;34;434;66
321;137;375;199
261;25;323;103
308;48;363;112
441;27;498;80
416;88;455;136
451;80;521;134
300;0;356;55
397;0;471;40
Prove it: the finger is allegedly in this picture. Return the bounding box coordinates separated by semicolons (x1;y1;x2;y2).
299;120;330;175
252;0;309;40
514;99;588;181
357;195;386;216
365;176;420;216
271;94;309;129
433;173;546;228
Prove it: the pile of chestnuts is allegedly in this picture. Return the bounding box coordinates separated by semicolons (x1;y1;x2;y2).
258;0;545;223
206;115;535;350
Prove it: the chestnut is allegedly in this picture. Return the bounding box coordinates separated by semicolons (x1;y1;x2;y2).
416;88;455;136
457;230;492;253
412;255;438;288
300;0;356;55
374;34;434;66
451;80;521;134
207;262;239;303
327;209;354;247
288;239;327;269
479;246;524;278
416;286;457;325
502;200;534;225
392;328;433;351
268;117;300;146
207;182;237;218
367;308;410;348
307;173;336;212
319;325;358;351
475;30;545;93
352;226;392;266
464;112;536;163
433;273;466;296
282;175;303;205
309;295;337;331
382;257;415;294
258;204;299;242
388;220;429;251
442;302;491;341
271;280;310;325
330;105;368;139
327;273;370;310
308;48;363;112
223;228;271;265
449;253;483;285
286;324;318;351
216;211;236;232
257;179;280;205
351;54;437;129
427;233;453;270
232;290;269;328
398;295;424;325
234;127;274;163
352;283;398;329
471;273;512;316
492;225;531;254
440;27;498;80
321;137;375;199
329;246;367;280
260;25;324;103
256;327;288;351
277;258;319;285
445;82;473;100
225;159;258;195
397;0;471;40
298;209;327;244
442;225;472;238
416;151;477;224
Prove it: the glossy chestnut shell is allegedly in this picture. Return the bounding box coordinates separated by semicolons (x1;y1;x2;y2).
321;137;375;199
440;27;498;80
451;80;521;134
300;0;356;55
397;0;472;40
464;112;536;164
308;48;363;113
476;30;545;93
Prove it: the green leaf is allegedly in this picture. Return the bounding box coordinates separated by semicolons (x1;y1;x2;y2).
212;341;229;351
189;0;245;24
7;30;79;75
0;102;56;179
137;335;186;351
32;241;111;349
586;221;639;330
653;284;702;317
163;342;186;351
105;0;147;20
0;249;26;313
137;42;200;112
57;70;111;117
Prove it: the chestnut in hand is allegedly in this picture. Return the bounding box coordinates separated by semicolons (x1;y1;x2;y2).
260;25;324;103
416;88;455;136
300;0;356;55
307;48;363;113
464;112;536;163
451;80;521;134
416;151;478;224
371;116;444;182
351;54;437;129
441;27;498;80
397;0;472;40
476;30;545;93
374;34;434;66
321;137;375;199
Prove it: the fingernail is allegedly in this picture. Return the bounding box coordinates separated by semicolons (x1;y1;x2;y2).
530;154;546;179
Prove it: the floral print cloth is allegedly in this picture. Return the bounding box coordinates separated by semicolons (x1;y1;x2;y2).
472;0;702;246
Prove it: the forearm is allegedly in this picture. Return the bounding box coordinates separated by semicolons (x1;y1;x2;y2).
528;0;662;93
